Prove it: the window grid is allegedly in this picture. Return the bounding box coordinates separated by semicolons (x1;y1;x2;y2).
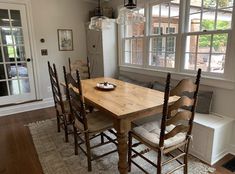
147;1;180;69
120;0;234;77
184;0;232;74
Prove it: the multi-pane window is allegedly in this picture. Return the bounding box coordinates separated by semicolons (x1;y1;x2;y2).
120;0;234;77
149;1;179;68
123;8;145;65
184;0;233;73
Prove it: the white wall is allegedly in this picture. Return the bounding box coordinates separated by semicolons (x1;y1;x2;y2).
30;0;95;99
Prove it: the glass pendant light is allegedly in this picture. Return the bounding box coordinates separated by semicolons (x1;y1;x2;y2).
116;0;146;25
89;0;111;30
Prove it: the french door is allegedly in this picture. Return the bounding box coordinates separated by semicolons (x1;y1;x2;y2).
0;3;36;105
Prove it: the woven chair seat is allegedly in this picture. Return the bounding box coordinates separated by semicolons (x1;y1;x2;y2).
75;111;113;134
133;120;186;148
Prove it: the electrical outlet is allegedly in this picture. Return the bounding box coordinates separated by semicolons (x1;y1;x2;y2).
48;86;52;92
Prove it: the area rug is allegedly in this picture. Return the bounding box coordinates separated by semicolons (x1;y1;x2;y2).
28;118;215;174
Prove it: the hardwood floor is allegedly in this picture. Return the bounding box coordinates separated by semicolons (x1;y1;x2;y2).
0;107;234;174
0;107;54;174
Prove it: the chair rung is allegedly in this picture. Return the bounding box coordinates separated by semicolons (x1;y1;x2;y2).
162;153;186;166
131;149;157;168
102;133;118;146
167;152;183;165
108;129;117;136
78;145;87;156
131;160;149;174
91;149;117;161
90;141;112;149
89;133;101;140
132;142;142;147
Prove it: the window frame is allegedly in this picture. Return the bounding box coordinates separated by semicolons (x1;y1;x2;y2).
121;5;147;67
180;0;234;77
119;0;235;81
146;1;180;71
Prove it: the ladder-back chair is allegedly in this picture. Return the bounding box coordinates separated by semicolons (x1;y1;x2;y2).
128;69;201;174
47;61;72;142
68;57;91;79
64;68;117;171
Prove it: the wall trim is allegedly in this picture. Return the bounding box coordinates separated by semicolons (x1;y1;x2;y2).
0;98;54;117
212;149;229;165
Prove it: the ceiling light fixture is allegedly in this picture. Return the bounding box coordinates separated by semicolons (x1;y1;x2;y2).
116;0;146;25
89;0;111;30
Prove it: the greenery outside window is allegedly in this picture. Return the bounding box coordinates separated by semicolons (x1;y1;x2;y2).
184;0;233;74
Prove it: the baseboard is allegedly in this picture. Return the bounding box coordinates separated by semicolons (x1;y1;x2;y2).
211;149;229;165
0;97;54;117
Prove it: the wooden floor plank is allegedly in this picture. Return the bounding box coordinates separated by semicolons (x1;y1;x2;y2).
0;107;54;174
0;107;233;174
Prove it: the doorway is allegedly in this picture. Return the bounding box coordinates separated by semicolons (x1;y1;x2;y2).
0;3;36;106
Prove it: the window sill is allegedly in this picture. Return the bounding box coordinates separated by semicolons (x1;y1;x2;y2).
119;65;235;90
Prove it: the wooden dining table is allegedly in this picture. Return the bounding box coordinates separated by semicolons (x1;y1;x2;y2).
62;77;178;174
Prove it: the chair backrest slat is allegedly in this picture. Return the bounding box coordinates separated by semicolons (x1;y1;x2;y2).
68;57;91;79
164;125;189;140
168;96;194;115
166;110;192;126
159;69;201;148
50;77;58;87
170;79;197;96
54;94;61;104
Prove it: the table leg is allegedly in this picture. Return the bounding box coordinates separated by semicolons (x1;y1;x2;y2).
114;119;131;174
117;131;128;174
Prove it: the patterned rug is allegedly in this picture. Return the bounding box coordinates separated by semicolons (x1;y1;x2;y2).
28;118;215;174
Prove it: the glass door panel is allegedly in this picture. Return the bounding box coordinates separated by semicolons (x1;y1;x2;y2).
0;3;36;105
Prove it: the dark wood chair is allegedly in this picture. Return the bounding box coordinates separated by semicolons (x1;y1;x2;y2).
47;61;72;142
68;57;91;79
63;67;117;172
128;69;201;174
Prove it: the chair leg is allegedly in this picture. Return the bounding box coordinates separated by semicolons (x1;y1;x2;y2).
184;153;188;174
184;143;189;174
56;111;60;133
64;119;69;142
73;126;78;155
101;133;104;144
157;150;162;174
88;106;94;113
128;132;132;172
85;132;92;171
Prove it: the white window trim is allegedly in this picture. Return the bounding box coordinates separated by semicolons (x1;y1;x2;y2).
118;0;235;87
120;65;235;89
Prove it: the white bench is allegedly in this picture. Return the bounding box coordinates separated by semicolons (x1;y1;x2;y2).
189;113;235;165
